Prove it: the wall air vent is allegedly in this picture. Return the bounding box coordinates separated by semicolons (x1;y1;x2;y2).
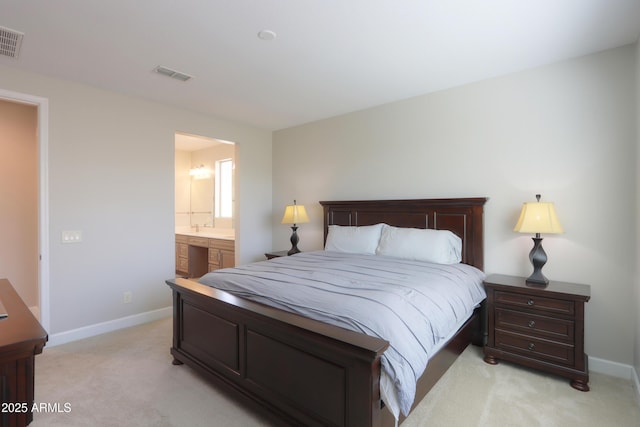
0;26;24;59
153;65;192;82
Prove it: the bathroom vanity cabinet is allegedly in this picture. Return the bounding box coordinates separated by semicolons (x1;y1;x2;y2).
175;234;235;278
208;238;235;271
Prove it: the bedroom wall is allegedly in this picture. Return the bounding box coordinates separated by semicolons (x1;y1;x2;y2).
273;45;637;367
0;64;273;337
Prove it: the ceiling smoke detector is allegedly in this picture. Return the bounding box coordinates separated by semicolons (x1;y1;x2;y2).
257;30;277;41
0;26;25;59
153;65;192;82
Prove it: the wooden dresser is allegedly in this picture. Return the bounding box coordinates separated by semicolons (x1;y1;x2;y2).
0;279;48;426
483;274;590;391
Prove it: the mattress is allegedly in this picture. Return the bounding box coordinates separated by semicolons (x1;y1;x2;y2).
198;250;486;418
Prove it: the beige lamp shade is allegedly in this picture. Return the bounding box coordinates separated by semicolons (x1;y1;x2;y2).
514;200;563;234
281;203;309;225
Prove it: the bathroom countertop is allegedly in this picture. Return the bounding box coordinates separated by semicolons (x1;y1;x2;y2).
175;228;235;240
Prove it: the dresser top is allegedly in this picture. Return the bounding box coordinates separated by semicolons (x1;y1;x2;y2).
484;274;591;300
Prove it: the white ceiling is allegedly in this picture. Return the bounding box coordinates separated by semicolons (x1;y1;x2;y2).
2;1;640;131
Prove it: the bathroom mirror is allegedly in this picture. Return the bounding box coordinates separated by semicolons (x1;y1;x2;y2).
189;173;213;227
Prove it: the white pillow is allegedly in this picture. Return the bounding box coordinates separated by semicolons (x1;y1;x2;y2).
376;225;462;264
324;223;384;255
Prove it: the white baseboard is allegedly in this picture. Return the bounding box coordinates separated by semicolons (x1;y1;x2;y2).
589;355;636;379
633;364;640;407
47;306;172;347
589;355;640;408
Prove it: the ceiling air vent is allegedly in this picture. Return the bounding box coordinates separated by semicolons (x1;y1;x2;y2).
0;26;24;59
153;65;192;82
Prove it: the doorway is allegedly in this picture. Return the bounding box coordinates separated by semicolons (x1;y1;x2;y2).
0;89;49;330
174;132;237;272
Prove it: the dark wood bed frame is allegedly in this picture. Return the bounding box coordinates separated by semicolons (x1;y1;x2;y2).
166;197;487;426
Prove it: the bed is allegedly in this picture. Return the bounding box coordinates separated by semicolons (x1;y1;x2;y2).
166;197;487;426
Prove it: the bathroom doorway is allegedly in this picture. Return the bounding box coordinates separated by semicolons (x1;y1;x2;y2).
174;132;237;273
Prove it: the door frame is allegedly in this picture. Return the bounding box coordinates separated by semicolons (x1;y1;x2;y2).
0;88;50;331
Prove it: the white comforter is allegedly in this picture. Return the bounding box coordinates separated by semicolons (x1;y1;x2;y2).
198;250;486;417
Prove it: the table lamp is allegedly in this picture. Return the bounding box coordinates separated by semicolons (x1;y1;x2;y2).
281;200;309;255
514;194;564;285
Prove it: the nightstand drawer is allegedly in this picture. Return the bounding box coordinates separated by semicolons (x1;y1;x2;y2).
495;308;574;343
495;291;575;316
495;330;575;366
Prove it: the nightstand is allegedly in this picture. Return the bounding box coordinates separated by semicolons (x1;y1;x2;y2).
483;274;591;391
264;250;290;260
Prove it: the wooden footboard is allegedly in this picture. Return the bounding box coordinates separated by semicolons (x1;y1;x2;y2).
168;277;484;427
168;277;390;427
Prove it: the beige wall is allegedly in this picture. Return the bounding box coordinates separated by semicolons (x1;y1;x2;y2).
273;45;637;366
0;64;273;336
0;99;38;307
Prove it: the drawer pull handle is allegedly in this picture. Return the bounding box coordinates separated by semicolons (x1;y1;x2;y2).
528;343;535;351
527;299;534;306
528;320;536;328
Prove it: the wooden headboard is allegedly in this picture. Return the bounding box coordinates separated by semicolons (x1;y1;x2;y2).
319;197;487;270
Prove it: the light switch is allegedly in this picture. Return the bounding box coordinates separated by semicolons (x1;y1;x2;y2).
61;230;82;243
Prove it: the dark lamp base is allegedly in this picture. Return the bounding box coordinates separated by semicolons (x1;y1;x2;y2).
526;236;550;287
525;275;549;286
287;247;300;256
288;225;301;256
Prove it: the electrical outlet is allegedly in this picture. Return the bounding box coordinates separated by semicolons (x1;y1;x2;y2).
123;291;132;304
61;230;82;243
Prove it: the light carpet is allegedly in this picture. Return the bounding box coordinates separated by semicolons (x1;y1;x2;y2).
31;318;640;426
